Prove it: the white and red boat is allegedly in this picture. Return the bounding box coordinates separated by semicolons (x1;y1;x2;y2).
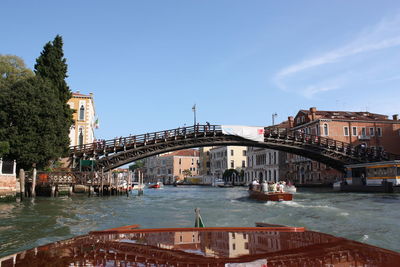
148;181;163;189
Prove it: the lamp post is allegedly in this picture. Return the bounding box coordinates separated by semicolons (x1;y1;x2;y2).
272;113;278;126
192;104;197;126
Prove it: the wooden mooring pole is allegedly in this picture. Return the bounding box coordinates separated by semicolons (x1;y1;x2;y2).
100;168;104;197
19;169;25;200
31;166;37;197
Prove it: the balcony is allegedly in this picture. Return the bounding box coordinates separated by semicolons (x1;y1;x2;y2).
358;135;371;140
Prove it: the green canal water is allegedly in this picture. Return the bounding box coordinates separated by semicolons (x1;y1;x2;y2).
0;186;399;257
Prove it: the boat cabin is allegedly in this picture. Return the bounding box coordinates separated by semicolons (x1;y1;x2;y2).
344;161;400;186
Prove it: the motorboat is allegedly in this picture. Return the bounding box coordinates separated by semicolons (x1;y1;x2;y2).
217;183;234;188
148;181;163;189
2;223;399;266
284;184;297;193
212;178;225;187
248;189;293;201
131;182;145;190
333;180;342;191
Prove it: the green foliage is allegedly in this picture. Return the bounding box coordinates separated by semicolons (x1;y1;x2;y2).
223;168;239;178
0;36;74;170
0;55;34;88
0;55;34;155
128;160;144;171
34;35;73;156
182;169;192;178
4;77;65;169
0;141;9;157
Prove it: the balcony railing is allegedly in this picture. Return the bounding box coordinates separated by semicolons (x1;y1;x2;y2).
358;135;371;140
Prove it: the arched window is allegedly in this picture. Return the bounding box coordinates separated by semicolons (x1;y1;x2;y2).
78;128;84;146
323;123;329;136
79;105;85;121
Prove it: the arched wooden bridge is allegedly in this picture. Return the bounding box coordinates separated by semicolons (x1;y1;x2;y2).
69;125;398;172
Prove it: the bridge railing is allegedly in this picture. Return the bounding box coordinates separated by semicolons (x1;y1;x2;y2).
70;125;222;154
71;125;398;163
264;127;394;161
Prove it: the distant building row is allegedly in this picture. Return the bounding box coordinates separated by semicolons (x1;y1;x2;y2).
143;107;400;185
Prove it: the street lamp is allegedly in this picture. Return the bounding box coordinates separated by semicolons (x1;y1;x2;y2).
192;104;197;126
272;113;278;126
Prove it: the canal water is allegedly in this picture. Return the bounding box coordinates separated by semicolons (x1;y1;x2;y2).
0;186;399;257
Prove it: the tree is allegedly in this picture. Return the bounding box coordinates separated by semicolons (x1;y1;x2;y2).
0;55;33;162
128;160;144;171
34;35;73;156
223;169;239;184
223;168;239;179
0;41;73;170
4;77;65;170
0;55;34;87
182;169;192;178
0;141;9;157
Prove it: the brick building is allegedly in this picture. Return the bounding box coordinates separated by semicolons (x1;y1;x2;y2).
286;107;400;185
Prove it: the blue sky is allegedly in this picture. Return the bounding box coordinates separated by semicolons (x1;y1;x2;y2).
2;1;400;139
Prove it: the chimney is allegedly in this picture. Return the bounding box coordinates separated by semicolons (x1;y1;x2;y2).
393;114;398;121
288;116;294;128
76;90;80;94
310;107;317;121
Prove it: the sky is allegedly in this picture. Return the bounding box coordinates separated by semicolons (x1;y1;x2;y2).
2;0;400;140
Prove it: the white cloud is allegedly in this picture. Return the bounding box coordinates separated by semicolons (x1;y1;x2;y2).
275;14;400;97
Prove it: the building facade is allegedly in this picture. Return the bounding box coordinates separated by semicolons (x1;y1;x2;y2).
244;148;288;184
143;149;200;183
286;107;400;185
67;91;97;146
209;146;247;181
199;147;214;176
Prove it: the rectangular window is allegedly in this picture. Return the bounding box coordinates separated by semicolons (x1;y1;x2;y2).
231;160;234;168
242;150;246;156
344;127;349;136
361;127;366;136
231;150;234;156
352;127;357;136
242;160;245;168
370;127;375;136
377;128;382;136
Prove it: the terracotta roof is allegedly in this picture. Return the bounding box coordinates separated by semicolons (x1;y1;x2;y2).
72;92;92;97
266;120;290;129
298;109;390;121
161;149;199;157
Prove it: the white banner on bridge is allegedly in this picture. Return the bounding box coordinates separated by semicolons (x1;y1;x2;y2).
221;125;265;142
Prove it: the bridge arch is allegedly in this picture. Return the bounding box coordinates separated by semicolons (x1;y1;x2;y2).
70;125;395;172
